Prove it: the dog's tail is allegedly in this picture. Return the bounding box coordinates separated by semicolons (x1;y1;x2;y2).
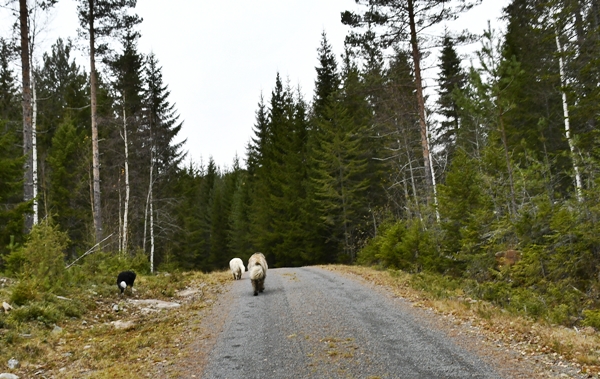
249;265;264;280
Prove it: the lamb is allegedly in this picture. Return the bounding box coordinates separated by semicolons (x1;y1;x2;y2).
229;258;245;280
117;270;136;295
247;252;268;296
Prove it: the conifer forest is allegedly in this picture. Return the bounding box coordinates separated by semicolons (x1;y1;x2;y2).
2;0;600;326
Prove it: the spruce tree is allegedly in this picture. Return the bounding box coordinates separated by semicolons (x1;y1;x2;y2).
0;38;19;123
228;169;253;261
0;126;27;258
141;52;185;266
436;34;466;162
313;31;341;120
340;46;387;236
0;38;27;256
249;74;287;264
311;95;369;262
35;38;89;150
166;162;203;270
106;28;145;254
196;158;217;270
270;87;313;266
501;0;570;198
46;119;90;257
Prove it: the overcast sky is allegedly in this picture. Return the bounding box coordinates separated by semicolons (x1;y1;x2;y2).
1;0;510;170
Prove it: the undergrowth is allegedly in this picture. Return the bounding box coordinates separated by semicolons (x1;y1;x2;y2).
0;221;230;378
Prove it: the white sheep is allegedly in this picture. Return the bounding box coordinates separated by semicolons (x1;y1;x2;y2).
229;258;245;280
247;252;268;296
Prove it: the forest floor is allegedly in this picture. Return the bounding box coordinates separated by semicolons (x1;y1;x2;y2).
0;266;599;378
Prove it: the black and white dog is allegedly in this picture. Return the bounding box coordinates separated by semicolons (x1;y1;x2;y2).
117;271;136;295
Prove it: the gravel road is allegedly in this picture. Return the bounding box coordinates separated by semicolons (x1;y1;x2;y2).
198;266;504;379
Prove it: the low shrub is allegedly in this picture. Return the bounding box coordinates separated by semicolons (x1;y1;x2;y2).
582;309;600;330
9;302;62;326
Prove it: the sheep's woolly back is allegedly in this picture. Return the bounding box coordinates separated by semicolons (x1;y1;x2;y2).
248;253;267;277
249;264;265;280
247;252;268;295
229;258;245;280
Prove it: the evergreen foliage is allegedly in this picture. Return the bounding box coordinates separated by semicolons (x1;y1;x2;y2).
2;0;600;330
46;119;91;257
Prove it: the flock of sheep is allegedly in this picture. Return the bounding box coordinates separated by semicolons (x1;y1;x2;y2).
116;253;268;297
229;253;268;296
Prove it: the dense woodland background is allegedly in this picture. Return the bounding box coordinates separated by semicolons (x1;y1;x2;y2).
2;0;600;325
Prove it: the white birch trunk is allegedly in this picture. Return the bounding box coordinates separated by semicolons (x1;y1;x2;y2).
150;186;154;273
402;136;423;224
555;31;583;202
121;107;130;253
145;148;155;272
118;175;122;252
32;76;38;225
426;121;440;222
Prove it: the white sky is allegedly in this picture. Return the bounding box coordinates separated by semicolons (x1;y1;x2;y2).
1;0;510;170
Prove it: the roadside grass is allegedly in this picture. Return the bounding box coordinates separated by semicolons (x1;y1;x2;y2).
3;263;600;377
0;269;230;378
324;265;600;376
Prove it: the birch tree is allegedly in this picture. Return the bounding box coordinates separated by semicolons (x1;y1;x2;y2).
18;0;34;232
109;29;144;254
76;0;141;243
555;27;583;201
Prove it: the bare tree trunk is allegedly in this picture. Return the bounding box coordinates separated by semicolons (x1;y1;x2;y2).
150;184;155;273
118;175;122;251
407;0;433;194
402;135;422;223
19;0;33;232
32;76;38;225
427;131;440;222
121;107;130;253
88;0;103;243
555;31;583;202
145;149;155;272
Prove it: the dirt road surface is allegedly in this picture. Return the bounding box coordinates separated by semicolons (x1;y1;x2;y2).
163;267;588;379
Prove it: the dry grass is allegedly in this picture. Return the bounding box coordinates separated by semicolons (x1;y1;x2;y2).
0;270;231;378
323;265;600;376
3;264;599;377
